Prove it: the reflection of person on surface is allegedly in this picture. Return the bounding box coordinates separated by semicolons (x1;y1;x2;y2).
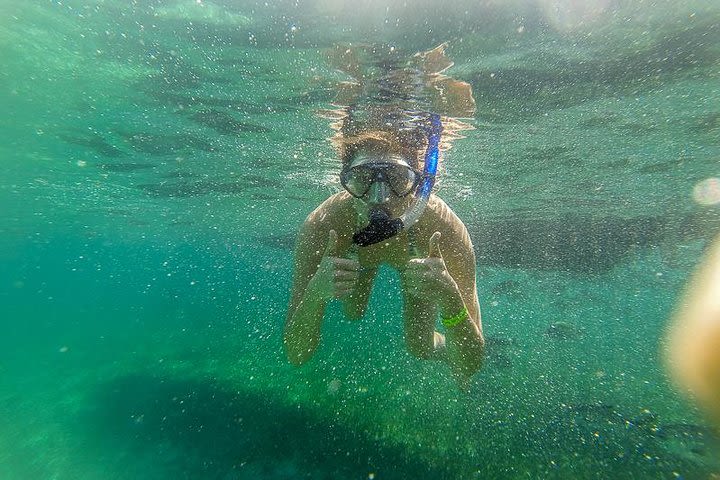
666;233;720;426
284;110;485;382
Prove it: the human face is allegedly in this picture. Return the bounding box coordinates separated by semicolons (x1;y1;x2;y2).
342;153;420;223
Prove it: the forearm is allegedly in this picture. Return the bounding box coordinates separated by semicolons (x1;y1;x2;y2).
341;268;375;320
284;279;327;365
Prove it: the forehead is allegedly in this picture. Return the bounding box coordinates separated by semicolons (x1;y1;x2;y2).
349;152;412;169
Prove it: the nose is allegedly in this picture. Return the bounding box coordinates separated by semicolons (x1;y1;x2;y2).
367;180;390;204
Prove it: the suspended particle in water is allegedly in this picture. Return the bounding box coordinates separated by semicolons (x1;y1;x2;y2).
327;378;341;394
692;177;720;206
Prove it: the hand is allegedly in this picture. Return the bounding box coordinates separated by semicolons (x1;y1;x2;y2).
310;230;361;301
404;232;460;305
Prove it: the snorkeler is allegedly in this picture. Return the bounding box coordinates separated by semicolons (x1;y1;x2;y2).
283;106;485;381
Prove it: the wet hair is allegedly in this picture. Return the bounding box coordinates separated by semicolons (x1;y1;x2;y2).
330;106;428;170
334;130;426;170
320;104;473;177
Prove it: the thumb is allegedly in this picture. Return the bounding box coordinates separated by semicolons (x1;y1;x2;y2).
427;231;442;258
324;229;338;258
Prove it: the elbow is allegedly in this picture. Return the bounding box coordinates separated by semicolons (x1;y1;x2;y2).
406;342;437;361
459;333;487;377
473;333;487;367
283;316;321;366
286;347;310;366
283;335;315;366
287;354;308;367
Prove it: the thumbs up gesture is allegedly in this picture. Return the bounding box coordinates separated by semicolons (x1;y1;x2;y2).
310;230;361;301
404;232;459;302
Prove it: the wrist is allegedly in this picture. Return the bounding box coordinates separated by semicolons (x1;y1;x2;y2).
441;306;468;329
439;282;463;316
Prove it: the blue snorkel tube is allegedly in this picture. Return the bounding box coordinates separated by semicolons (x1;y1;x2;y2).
353;113;442;247
399;112;441;228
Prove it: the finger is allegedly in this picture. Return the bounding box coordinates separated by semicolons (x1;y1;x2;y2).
428;231;442;258
333;258;361;271
406;258;427;270
324;229;338;258
424;257;446;272
335;270;359;281
405;260;437;277
335;281;356;291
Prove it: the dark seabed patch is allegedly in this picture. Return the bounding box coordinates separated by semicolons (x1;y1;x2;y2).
188;109;270;135
138;175;282;198
637;157;691;174
468;211;720;273
655;423;720;460
59;132;124;158
159;171;198;180
254;232;298;251
484;335;520;370
523;145;573;164
543;321;584;340
249;193;280;201
120;132;218;155
145;90;300;115
468;19;720;120
687;112;720;135
517;403;720;477
490;280;527;299
79;375;462;479
98;163;155;173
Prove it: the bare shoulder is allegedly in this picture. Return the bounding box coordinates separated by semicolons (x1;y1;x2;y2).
304;191;354;228
298;192;356;252
422;195;473;248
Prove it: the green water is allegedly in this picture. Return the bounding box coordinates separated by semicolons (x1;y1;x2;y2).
2;0;720;478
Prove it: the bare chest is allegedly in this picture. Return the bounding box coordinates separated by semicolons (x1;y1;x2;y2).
347;230;425;272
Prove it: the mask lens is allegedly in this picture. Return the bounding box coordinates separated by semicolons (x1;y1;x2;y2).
341;162;418;198
384;164;418;196
341;167;374;197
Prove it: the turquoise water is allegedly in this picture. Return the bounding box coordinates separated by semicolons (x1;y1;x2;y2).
2;0;720;478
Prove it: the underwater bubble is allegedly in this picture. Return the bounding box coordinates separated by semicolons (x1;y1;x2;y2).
692;177;720;206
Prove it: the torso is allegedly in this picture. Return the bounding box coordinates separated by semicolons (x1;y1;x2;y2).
353;229;417;272
321;191;452;272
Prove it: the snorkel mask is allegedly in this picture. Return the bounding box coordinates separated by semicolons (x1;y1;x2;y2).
352;113;442;247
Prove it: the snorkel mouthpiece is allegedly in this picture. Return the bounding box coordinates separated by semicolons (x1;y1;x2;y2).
353;208;403;247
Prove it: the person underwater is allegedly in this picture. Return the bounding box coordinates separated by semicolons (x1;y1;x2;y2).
284;44;485;382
